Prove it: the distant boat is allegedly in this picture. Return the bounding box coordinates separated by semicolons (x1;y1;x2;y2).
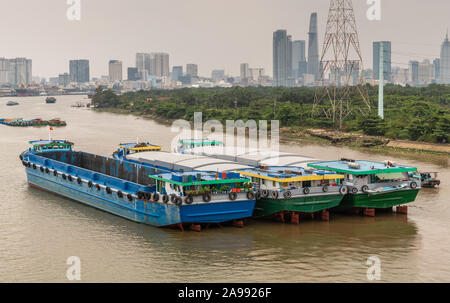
45;97;56;104
6;101;19;106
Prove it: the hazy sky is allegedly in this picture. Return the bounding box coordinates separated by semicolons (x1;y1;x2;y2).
1;0;448;79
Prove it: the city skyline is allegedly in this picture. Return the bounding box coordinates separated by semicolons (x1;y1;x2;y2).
0;0;449;79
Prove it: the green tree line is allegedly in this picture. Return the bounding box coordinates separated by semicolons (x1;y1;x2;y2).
92;84;450;143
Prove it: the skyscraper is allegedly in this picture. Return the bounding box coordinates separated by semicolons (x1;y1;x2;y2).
151;53;169;77
273;29;292;86
433;58;440;82
127;67;140;81
186;64;198;77
211;70;225;81
69;59;90;83
440;31;450;84
0;57;32;86
418;59;434;86
240;63;249;79
409;60;419;86
292;40;306;78
307;13;319;81
172;66;183;82
108;60;123;82
136;53;151;79
373;41;392;81
58;73;70;87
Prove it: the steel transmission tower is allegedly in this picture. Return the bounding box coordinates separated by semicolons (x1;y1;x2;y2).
313;0;371;129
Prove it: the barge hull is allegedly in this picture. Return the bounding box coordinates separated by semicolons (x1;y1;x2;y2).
337;189;420;209
253;194;344;217
25;159;256;227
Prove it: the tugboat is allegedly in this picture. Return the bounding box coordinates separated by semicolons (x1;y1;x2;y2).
6;101;19;106
307;159;421;215
20;139;256;228
45;97;56;104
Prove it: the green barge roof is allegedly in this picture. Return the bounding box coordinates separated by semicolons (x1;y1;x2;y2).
307;160;417;175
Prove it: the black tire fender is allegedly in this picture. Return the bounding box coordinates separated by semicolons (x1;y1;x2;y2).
303;187;310;195
203;193;212;203
185;195;194;205
174;197;182;206
247;192;255;200
229;192;237;201
137;191;144;200
271;191;279;199
339;186;348;195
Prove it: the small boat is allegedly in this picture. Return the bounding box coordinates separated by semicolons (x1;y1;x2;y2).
48;119;67;127
114;142;162;159
418;172;440;188
6;101;19;106
45;97;56;104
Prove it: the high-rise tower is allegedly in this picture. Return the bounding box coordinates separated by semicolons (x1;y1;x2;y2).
307;13;319;81
292;40;307;78
440;31;450;84
373;41;392;81
273;30;292;86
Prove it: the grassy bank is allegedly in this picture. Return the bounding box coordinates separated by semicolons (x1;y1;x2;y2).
94;106;449;166
92;85;449;163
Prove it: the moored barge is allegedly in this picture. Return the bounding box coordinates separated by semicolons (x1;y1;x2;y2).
307;159;421;214
20;140;256;228
236;166;346;221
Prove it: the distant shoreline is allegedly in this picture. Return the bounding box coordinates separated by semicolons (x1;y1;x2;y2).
94;107;449;165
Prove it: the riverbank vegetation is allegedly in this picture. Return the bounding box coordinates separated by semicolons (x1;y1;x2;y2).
92;84;450;144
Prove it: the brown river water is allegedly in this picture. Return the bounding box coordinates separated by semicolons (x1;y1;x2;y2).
0;95;449;282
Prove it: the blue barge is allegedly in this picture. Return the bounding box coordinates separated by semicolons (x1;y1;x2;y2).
20;140;256;228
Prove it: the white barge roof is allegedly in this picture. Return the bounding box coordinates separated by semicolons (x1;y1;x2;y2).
126;151;251;172
182;146;318;167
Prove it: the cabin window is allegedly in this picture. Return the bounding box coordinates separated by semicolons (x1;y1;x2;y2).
302;181;312;188
282;182;288;188
273;181;276;187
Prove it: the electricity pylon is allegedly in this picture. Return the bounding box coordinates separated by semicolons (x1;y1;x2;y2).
312;0;371;130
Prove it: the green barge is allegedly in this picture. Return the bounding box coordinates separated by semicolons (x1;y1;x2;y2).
307;159;421;211
236;166;346;218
